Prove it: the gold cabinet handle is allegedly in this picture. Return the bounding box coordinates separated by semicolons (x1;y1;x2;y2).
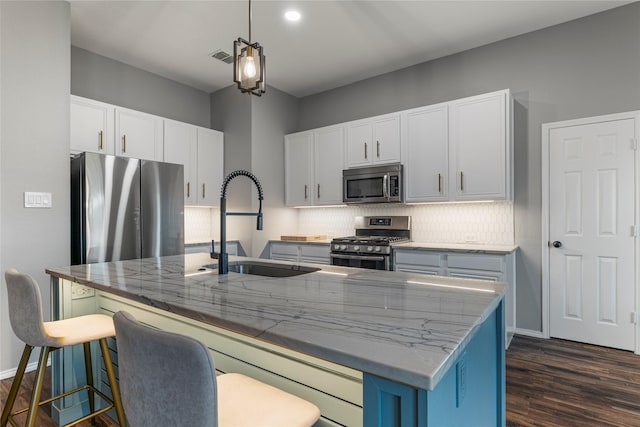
364;142;367;160
202;183;206;199
187;182;190;198
317;184;320;199
98;130;103;150
122;134;127;153
377;140;380;158
460;171;464;191
438;173;442;193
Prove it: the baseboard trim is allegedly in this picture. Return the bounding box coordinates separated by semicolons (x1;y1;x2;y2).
0;358;51;381
515;328;546;339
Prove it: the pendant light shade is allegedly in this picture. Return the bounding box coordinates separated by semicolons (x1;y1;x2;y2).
233;0;266;96
234;38;265;96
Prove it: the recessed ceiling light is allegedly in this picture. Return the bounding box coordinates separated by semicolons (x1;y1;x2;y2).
284;10;301;22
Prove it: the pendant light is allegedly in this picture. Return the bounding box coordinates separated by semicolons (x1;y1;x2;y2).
233;0;266;96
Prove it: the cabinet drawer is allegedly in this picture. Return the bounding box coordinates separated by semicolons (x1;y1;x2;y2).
270;243;299;257
447;254;503;272
300;244;330;259
394;250;444;268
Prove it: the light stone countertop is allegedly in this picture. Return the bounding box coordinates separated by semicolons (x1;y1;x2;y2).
46;253;506;391
392;242;518;254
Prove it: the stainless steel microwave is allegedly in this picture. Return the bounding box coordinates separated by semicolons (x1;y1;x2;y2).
343;164;403;204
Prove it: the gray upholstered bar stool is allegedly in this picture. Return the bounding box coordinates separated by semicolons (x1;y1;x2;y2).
1;269;126;427
113;310;321;427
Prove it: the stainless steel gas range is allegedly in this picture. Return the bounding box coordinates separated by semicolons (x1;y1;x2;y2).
330;216;411;271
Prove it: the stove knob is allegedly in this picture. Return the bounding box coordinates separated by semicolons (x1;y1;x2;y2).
353;245;360;251
333;244;341;250
340;245;347;250
367;246;374;252
375;247;382;252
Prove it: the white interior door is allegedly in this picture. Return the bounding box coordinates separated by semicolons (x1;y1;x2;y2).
549;118;635;350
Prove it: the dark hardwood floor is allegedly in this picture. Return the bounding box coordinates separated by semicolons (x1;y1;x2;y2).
3;335;640;426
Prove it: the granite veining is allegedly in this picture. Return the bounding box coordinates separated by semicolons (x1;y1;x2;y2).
392;241;518;254
46;253;505;390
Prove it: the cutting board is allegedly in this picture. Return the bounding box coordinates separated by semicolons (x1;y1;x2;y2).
280;234;327;241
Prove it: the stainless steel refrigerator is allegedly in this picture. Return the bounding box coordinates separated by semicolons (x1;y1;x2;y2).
71;152;184;265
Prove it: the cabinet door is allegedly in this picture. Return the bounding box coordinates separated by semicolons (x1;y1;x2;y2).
449;90;508;201
314;125;344;205
285;132;313;207
372;114;400;164
164;120;198;205
299;244;330;265
402;105;448;202
70;96;114;155
197;128;224;206
116;108;163;160
346;120;372;167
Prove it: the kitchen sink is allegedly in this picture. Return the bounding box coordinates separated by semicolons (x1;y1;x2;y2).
201;261;320;278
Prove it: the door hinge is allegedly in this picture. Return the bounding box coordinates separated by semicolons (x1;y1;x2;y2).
631;312;637;324
631;225;638;237
631;138;638;150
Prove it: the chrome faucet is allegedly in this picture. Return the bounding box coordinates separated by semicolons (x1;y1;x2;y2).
211;170;263;274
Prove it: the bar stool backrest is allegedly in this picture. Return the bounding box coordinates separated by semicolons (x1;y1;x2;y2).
5;268;49;347
113;310;218;427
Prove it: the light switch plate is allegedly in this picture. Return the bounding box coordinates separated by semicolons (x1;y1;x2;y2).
24;192;52;208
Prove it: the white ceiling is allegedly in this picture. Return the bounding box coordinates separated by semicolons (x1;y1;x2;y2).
70;1;632;98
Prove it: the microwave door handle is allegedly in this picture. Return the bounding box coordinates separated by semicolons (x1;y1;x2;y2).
383;174;389;200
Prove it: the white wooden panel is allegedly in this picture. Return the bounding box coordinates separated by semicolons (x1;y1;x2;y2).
564;172;582;235
597;133;617;158
597;257;617;324
563;138;583;161
564;255;582;319
597;169;617;236
447;254;503;272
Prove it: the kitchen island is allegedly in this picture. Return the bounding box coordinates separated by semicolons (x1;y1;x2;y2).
47;253;506;427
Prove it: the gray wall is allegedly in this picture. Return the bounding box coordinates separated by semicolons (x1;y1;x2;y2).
297;3;640;332
211;86;254;254
0;1;71;373
210;85;300;256
250;87;300;255
72;46;211;128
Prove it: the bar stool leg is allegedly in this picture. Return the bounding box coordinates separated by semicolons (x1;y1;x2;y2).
1;344;33;426
83;342;97;426
99;338;126;426
25;346;51;427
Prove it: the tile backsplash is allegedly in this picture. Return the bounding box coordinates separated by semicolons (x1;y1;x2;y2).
297;201;514;245
186;201;514;246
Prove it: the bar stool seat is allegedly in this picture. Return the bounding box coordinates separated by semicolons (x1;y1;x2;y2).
113;310;321;427
1;269;126;427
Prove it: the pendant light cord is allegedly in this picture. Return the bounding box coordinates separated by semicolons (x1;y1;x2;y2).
248;0;252;43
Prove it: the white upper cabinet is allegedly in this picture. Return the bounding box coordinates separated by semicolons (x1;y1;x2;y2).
164;120;198;205
115;107;164;161
70;95;114;155
196;128;224;206
285;131;313;207
402;104;449;202
372;114;401;164
449;89;511;201
346;113;400;168
313;125;344;205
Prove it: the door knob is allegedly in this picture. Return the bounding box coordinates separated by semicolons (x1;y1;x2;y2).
552;241;562;248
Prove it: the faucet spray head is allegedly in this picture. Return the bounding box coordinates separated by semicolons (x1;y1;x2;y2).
257;213;263;230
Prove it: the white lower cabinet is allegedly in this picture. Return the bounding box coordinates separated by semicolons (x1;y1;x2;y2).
394;249;516;348
269;242;330;265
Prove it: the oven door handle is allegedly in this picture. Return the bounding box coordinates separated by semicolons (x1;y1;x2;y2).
330;253;386;262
